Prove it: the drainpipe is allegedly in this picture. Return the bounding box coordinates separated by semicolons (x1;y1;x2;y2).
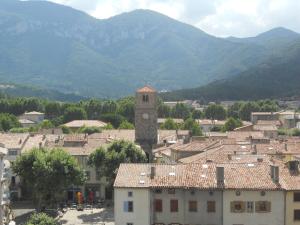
284;191;286;225
221;189;223;225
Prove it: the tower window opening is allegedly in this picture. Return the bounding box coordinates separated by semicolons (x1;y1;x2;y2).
142;94;149;102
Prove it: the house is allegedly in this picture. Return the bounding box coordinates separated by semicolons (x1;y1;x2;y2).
196;119;226;132
114;162;285;225
18;119;35;128
0;144;12;224
114;163;223;225
251;112;279;124
19;111;44;125
63;120;107;131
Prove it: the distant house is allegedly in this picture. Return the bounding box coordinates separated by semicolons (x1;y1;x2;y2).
18;119;36;128
157;118;184;126
19;111;45;126
63;120;107;131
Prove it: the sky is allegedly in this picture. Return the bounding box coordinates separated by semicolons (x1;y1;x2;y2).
47;0;300;37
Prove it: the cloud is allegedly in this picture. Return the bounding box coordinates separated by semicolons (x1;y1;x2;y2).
46;0;300;37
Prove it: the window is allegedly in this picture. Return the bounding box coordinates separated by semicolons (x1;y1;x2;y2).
85;171;91;181
126;223;133;225
294;209;300;220
260;191;266;196
230;201;245;213
207;201;216;213
246;201;254;213
124;201;134;212
170;199;178;212
168;189;175;194
189;201;197;212
294;192;300;202
154;199;162;212
128;192;133;197
8;150;18;156
255;201;271;213
142;94;149;102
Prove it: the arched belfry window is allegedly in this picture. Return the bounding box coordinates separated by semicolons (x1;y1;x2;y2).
142;94;149;103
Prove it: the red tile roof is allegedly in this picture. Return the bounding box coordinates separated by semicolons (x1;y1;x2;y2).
136;85;156;93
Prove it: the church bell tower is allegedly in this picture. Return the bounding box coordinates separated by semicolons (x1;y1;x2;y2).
135;86;158;160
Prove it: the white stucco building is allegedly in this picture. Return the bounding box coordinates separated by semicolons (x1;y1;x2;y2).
114;163;284;225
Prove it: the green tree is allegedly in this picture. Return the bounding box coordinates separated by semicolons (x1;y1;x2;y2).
117;97;135;123
88;140;147;185
223;117;243;131
119;120;134;129
158;103;171;118
45;102;61;119
183;118;202;136
13;148;85;209
171;103;191;119
100;113;125;128
63;106;87;123
191;109;203;119
238;102;260;121
26;213;58;225
39;120;54;129
160;118;178;130
78;126;101;134
0;113;21;131
204;104;226;120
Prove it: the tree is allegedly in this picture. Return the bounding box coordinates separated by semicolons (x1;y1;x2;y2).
191;109;203;119
119;120;134;129
13;148;85;209
183;118;202;136
171;103;190;119
117;97;135;123
39;120;54;129
26;213;58;225
238;102;260;121
227;102;243;119
160;118;178;130
223;117;243;131
45;102;61;119
204;104;227;120
158;103;171;118
78;126;101;134
100;113;125;128
88;140;147;185
0;113;21;131
63;106;87;123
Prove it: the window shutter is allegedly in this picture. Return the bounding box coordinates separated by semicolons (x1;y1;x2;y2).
266;201;271;212
240;201;245;212
255;201;259;212
230;202;235;212
123;202;128;212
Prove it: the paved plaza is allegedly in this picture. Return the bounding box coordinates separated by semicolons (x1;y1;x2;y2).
59;207;115;225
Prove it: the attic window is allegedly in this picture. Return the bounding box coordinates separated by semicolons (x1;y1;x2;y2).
142;94;149;102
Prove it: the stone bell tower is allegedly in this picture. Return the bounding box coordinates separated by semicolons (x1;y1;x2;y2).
135;85;158;160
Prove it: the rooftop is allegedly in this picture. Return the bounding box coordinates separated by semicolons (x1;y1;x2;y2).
63;120;107;128
136;85;156;93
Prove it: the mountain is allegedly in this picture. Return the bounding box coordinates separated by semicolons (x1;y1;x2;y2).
162;39;300;101
0;0;299;98
0;83;86;102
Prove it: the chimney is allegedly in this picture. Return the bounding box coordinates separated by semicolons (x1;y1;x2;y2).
253;145;257;154
216;166;224;185
150;166;156;179
270;165;279;183
285;143;288;151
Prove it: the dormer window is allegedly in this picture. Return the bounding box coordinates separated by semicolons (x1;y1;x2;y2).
142;94;149;103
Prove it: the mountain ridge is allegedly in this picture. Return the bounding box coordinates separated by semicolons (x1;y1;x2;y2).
0;0;299;98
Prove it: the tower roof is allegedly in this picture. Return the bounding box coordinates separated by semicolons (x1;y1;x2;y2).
136;85;156;93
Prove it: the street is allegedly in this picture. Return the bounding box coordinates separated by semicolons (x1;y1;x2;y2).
59;207;115;225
